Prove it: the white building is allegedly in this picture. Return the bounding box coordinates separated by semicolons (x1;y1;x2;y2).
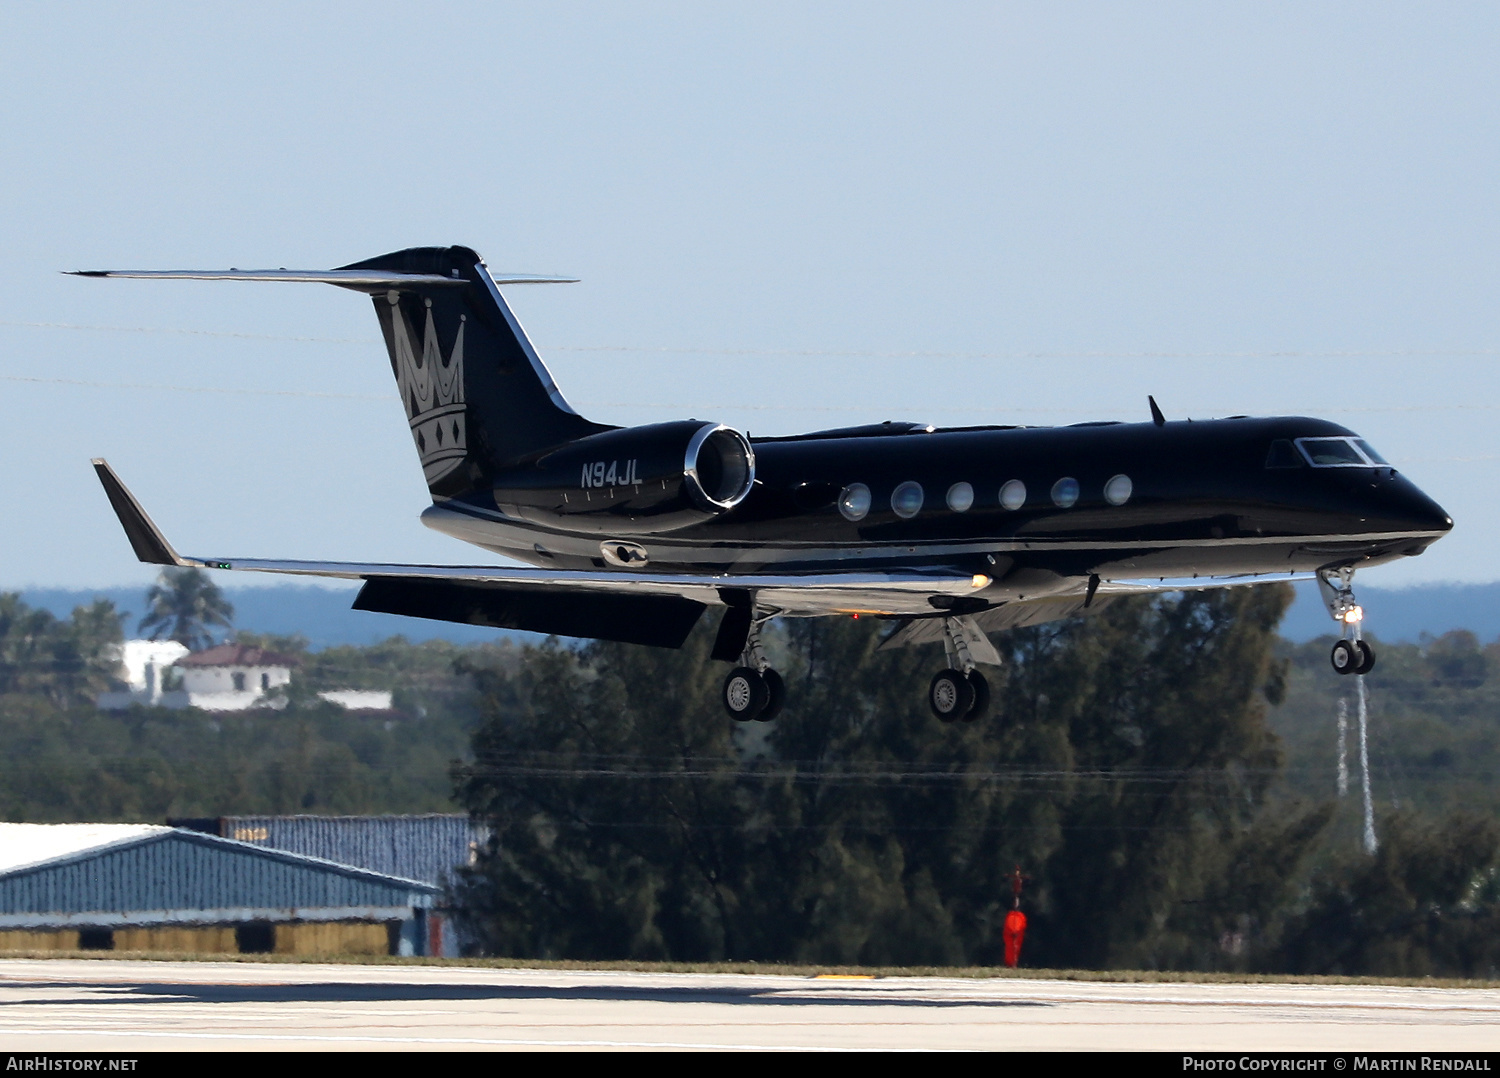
98;641;394;714
165;643;296;711
95;639;191;709
316;690;394;711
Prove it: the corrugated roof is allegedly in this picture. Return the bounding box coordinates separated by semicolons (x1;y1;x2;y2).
208;815;483;886
0;825;440;927
176;644;299;668
0;823;172;875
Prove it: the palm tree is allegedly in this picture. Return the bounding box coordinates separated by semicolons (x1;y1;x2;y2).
138;568;234;651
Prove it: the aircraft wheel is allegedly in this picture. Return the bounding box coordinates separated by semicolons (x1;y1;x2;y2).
758;668;787;722
929;669;975;722
963;670;991;722
1355;640;1376;675
723;667;770;721
1330;640;1359;675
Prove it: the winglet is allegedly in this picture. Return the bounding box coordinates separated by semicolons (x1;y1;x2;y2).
91;459;188;566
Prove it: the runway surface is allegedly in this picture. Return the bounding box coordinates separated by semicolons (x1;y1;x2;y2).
0;958;1495;1051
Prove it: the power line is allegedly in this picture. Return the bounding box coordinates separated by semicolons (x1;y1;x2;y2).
8;319;1500;362
3;374;1499;437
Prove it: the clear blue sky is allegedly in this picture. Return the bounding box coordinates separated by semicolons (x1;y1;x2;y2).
2;2;1496;587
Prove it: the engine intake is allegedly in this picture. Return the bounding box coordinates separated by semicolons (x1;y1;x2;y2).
491;420;756;535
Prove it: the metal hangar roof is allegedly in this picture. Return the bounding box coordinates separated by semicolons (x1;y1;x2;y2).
0;823;439;930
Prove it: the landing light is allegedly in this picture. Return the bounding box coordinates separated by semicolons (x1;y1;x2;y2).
1342;606;1364;624
971;574;991;589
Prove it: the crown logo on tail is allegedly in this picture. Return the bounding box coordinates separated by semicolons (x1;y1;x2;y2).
388;297;466;484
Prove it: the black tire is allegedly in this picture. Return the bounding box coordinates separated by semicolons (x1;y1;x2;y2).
1330;639;1359;675
1355;640;1376;675
758;668;786;722
964;670;991;722
929;669;975;722
723;667;769;721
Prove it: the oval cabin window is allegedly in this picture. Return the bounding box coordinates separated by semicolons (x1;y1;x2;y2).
946;482;974;513
837;483;871;522
891;481;924;519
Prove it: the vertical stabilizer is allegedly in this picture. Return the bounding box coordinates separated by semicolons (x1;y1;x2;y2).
337;246;612;498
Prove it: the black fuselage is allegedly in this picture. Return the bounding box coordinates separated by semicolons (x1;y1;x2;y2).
429;414;1451;592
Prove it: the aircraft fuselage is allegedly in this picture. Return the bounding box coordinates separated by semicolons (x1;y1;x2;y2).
425;414;1451;599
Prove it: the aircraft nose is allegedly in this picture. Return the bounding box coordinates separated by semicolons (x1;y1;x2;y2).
1382;474;1452;534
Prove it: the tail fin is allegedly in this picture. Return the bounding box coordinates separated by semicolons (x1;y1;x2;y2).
337;246;611;497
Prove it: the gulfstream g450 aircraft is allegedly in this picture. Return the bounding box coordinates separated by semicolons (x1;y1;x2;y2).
79;245;1452;722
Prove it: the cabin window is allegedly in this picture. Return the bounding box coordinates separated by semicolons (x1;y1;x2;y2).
1051;477;1079;508
946;482;974;513
837;483;871;522
1297;437;1372;467
999;479;1026;510
891;481;924;519
1264;439;1302;469
1104;474;1133;506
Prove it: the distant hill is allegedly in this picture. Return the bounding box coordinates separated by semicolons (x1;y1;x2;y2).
19;584;516;649
17;579;1494;650
1280;579;1500;644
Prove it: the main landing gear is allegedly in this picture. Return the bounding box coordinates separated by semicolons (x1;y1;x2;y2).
928;615;1000;723
713;604;1002;724
1319;566;1376;676
719;606;785;722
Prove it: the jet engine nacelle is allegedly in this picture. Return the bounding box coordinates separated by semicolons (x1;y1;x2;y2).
491;420;756;534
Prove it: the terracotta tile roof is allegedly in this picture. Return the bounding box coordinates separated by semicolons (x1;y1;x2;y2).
175;643;300;668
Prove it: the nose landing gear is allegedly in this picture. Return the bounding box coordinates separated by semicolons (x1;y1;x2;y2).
928;615;999;723
1320;567;1376;676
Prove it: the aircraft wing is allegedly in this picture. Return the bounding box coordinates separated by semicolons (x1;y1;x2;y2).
93;460;990;648
876;572;1313;652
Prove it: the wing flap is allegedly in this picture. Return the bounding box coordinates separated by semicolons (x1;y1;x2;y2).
354;578;706;649
877;573;1312;651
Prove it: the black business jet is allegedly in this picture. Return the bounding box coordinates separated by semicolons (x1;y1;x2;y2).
78;245;1452;722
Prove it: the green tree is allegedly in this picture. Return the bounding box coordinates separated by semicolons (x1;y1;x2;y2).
138;568;234;651
0;594;123;706
1268;810;1500;978
453;585;1316;967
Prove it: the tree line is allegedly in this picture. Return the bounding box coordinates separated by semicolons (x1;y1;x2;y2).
1;570;1498;975
452;587;1500;977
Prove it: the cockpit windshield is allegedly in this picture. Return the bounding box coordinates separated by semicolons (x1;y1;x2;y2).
1295;436;1387;468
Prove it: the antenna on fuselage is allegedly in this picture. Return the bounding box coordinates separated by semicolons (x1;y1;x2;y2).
1148;395;1166;427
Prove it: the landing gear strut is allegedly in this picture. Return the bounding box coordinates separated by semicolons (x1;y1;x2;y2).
720;606;785;722
928;615;997;723
1320;567;1376;676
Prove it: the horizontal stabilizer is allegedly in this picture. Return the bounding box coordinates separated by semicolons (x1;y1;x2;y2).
67;269;577;287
